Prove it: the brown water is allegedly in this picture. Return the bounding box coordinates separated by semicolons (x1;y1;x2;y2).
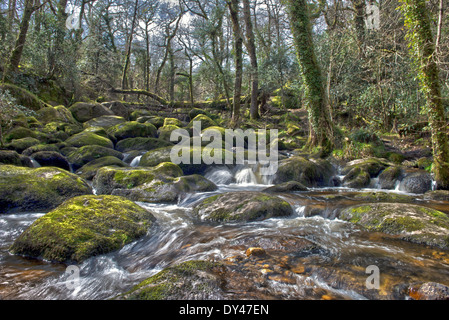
1;180;449;300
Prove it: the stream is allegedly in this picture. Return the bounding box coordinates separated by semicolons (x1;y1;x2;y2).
1;166;449;300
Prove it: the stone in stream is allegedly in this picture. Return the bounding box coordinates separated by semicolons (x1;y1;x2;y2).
93;163;217;203
339;203;449;249
116;260;226;300
263;181;308;193
408;282;449;300
0;165;92;214
10;195;156;264
193;192;294;223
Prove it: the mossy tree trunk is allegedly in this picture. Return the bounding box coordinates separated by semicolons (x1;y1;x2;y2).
285;0;334;155
401;0;449;190
228;0;244;123
243;0;259;120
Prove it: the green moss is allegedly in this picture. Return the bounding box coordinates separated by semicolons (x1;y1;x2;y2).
65;131;114;149
379;217;426;233
9;195;156;263
107;121;158;141
347;205;372;223
163;118;183;127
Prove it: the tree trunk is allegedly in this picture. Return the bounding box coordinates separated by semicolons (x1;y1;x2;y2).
285;0;334;154
7;0;35;75
351;0;366;57
243;0;259;120
48;0;68;77
228;0;243;123
401;0;449;190
121;0;139;98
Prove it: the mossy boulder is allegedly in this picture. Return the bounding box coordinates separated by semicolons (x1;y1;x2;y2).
6;137;41;153
378;166;403;190
273;156;335;187
137;116;165;128
399;170;433;194
193;192;294;223
36;105;77;125
93;163;216;203
157;125;182;142
0;150;23;166
343;167;371;189
102;101;129;119
341;158;389;177
263;181;308;193
339;203;449;249
107;121;158;141
424;190;449;201
69;102;115;123
75;156;129;180
140;146;235;175
30;151;70;171
9;195;156;263
83;115;127;129
163;118;183;127
188;108;210;120
65;145;124;171
187;114;218;131
4;127;41;143
65;131;114;149
22;144;61;157
117;260;226;300
0;165;92;213
0;83;50;111
115;137;173;153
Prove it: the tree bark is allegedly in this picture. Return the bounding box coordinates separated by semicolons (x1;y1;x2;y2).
228;0;243;122
243;0;259;120
121;0;139;97
402;0;449;190
7;0;35;74
285;0;334;154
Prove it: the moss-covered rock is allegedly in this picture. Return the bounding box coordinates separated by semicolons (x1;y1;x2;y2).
193;192;293;223
343;167;371;189
83;115;127;129
36;105;78;125
163;118;183;127
273;156;335;187
69;102;115;123
188;108;210;120
341;158;389;177
0;150;23;166
0;83;50;111
157;125;182;142
187;114;218;130
65;130;114;149
4;127;39;143
424;190;449;201
115;137;173;153
65;145;124;171
117;260;226;300
31;151;70;171
75;156;129;180
9;195;156;263
263;181;308;193
22;144;61;157
102;101;129;119
399;170;433;194
93;163;216;203
107;121;158;141
339;203;449;249
0;165;92;213
137;116;165;128
6;137;41;153
378;166;403;190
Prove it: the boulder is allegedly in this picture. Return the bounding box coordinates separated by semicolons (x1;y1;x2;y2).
115;137;173;153
263;181;308;193
408;282;449;300
75;156;129;180
65;145;124;171
65;130;114;149
102;101;130;119
83;115;126;129
158;125;182;142
93;163;217;203
69;102;115;123
9;195;156;263
116;260;225;300
339;203;449;249
399;170;433;194
187;114;218;131
107;121;158;141
36;105;77;125
273;156;335;187
0;165;92;213
0;150;23;166
30;151;70;171
163;118;183;127
343;167;371;189
6;137;41;153
193;191;294;223
378;166;403;190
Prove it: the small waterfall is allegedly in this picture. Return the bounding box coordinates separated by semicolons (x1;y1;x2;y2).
235;168;258;185
130;156;143;167
204;167;235;185
30;159;41;168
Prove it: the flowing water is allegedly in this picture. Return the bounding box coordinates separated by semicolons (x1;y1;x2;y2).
1;166;449;300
